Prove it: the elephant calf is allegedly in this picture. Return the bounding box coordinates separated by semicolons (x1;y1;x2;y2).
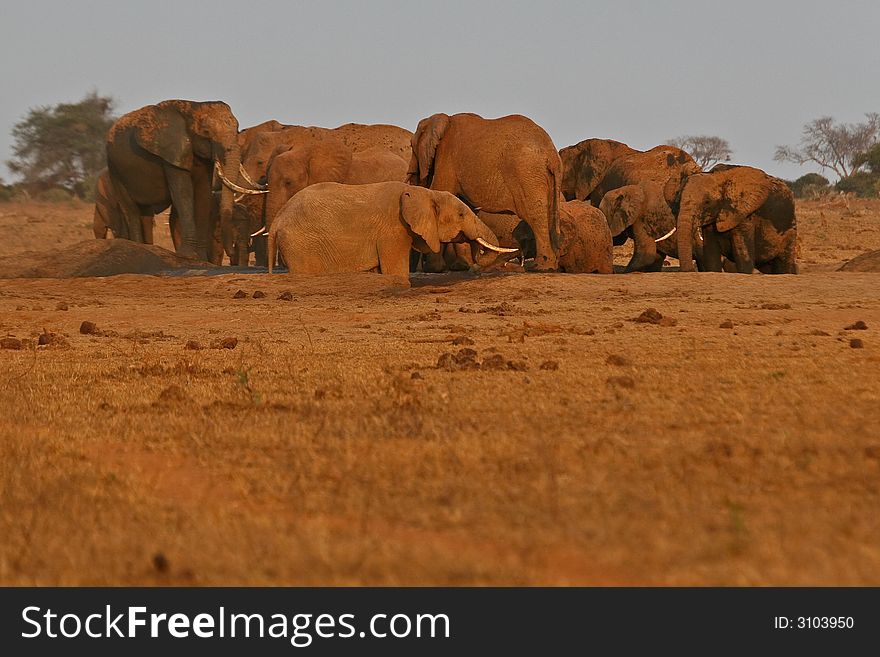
513;201;613;273
267;182;514;279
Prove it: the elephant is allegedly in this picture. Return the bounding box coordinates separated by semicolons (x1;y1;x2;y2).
238;122;412;264
267;181;517;279
407;112;562;271
676;165;798;274
588;144;701;207
92;168;154;241
262;141;408;231
422;202;612;274
559;138;638;202
511;201;613;273
598;182;688;272
105;100;266;264
415;211;522;273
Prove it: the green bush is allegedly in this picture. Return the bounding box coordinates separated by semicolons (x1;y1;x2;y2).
835;172;880;198
0;185;13;202
35;187;74;203
787;173;831;199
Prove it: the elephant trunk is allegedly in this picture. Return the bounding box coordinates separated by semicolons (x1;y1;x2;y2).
677;201;696;272
219;143;241;262
462;215;519;268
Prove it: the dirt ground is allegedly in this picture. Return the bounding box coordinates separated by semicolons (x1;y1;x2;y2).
1;197;879;585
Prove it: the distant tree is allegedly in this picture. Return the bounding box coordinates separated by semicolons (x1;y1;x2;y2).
668;134;732;170
6;91;117;199
786;172;831;199
774;114;880;180
853;142;880;174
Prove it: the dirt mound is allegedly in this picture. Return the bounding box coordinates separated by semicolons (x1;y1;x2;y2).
839;250;880;272
0;239;216;278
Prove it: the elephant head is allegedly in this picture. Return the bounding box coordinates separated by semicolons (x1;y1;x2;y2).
400;188;516;266
559;138;638;202
599;183;676;240
263;139;353;228
676;167;774;272
120;100;264;262
407;113;450;186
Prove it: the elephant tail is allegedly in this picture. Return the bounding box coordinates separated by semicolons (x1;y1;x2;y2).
547;161;561;252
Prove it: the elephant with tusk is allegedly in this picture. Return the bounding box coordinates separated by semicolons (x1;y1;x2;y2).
267;182;516;281
104;99;265;264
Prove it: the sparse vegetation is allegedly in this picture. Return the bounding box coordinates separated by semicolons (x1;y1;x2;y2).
775;113;880;181
668;134;732;170
6;91;117;201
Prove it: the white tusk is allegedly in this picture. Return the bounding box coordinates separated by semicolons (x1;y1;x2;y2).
654;226;677;243
215;161;268;195
475;237;519;253
250;226;267;238
239;163;267;190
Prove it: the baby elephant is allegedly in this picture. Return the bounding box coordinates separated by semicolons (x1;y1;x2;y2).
268;181;515;278
513;200;613;273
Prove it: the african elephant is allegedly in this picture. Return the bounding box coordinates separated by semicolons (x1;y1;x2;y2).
559;138;638;202
407;112;561;271
105;100;266;264
511;201;613;273
92;168;155;241
598;182;691;272
239;122;413;264
263;142;408;230
267;182;516;279
676;165;798;274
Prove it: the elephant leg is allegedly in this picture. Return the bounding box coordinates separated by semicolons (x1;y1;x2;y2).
163;164;199;258
700;226;724;272
409;249;422;273
141;215;155;244
422;250;447;273
169;206;181;251
377;239;412;279
447;243;473;271
191;161;213;260
625;219;661;272
772;231;798;274
254;236;269;268
730;223;756;274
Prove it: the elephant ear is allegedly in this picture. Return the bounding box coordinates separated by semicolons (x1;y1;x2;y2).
715;172;773;232
134;105;193;171
400;189;441;253
412;114;450;185
601;185;643;237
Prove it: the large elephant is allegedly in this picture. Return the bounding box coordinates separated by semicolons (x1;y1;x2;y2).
267;181;516;278
559;138;638;202
239;122;413;264
407;112;562;271
676;165;798;273
105;100;266;264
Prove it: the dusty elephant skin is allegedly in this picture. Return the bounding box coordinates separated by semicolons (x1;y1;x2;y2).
569;143;701;271
104;100;264;266
676;165;798;274
407;112;562;271
267;181;510;279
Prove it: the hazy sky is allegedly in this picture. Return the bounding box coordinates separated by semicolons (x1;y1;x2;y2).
1;0;878;181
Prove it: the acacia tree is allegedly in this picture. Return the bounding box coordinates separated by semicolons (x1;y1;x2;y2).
6;91;117;199
774;113;880;180
668;134;732;170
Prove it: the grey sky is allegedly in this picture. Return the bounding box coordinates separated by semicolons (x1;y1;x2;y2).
1;0;878;182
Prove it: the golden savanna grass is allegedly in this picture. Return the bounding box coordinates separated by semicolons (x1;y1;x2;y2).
1;197;879;585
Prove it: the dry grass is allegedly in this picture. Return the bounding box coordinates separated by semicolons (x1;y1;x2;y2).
1;198;879;585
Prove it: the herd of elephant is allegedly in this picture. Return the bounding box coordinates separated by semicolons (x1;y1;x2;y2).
94;99;798;278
